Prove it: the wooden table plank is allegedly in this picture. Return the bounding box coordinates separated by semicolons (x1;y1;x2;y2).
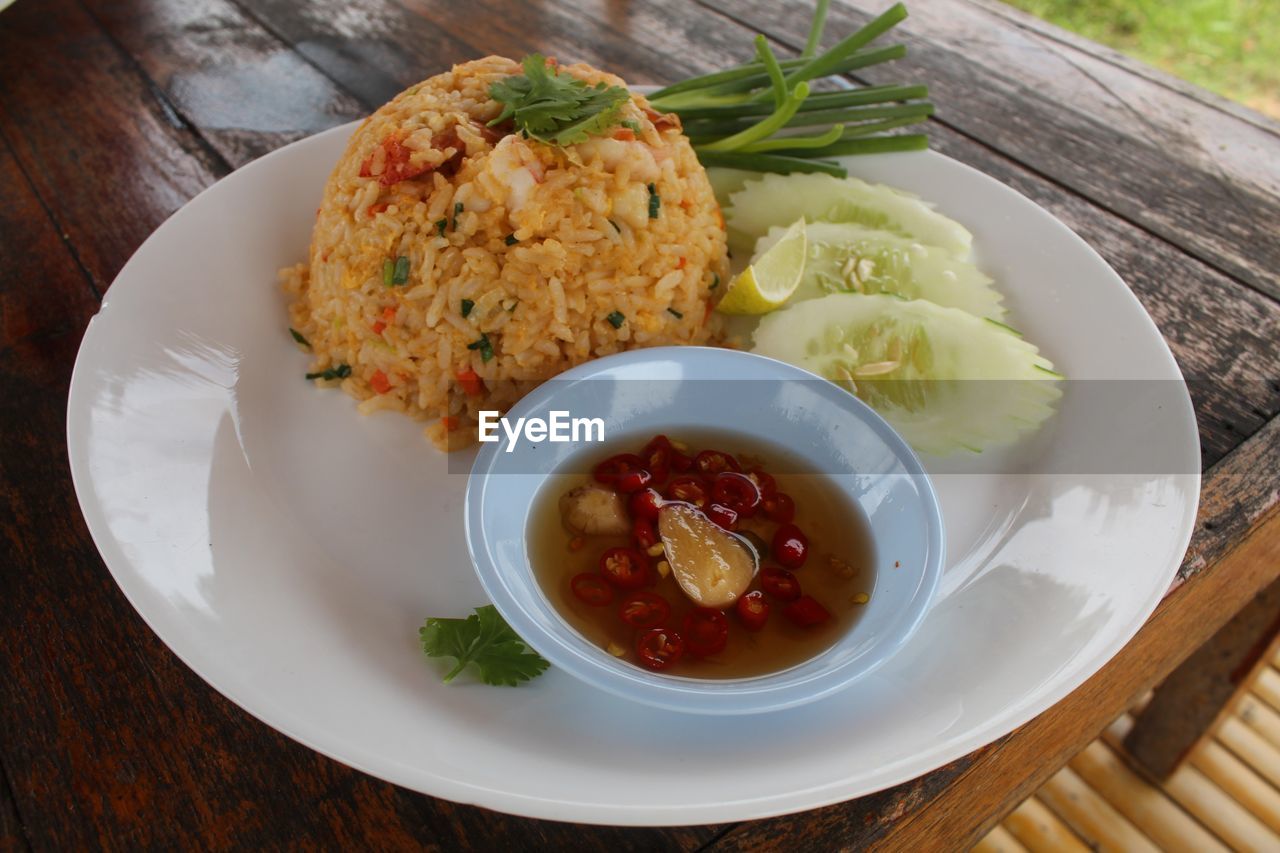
232;0;1280;470
0;760;26;853
1125;575;1280;776
0;0;225;291
81;0;365;167
713;0;1280;302
964;0;1280;137
0;137;99;348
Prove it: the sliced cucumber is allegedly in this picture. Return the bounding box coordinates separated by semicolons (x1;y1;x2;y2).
726;172;973;259
754;222;1005;320
752;294;1061;455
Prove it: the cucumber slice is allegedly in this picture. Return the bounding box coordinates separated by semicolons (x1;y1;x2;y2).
751;294;1061;455
726;172;973;259
754;222;1006;320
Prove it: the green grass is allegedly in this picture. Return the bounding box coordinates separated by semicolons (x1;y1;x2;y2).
1001;0;1279;118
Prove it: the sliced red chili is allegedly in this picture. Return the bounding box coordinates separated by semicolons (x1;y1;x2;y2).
706;502;739;530
747;468;777;498
682;608;729;657
629;487;664;521
783;595;832;628
759;566;802;602
640;435;673;484
736;590;770;631
665;475;709;507
615;468;654;493
598;547;648;589
636;628;685;670
761;492;796;524
618;591;671;629
593;453;648;491
632;517;659;551
570;573;614;606
772;523;809;569
694;449;741;476
711;471;762;517
670;449;694;473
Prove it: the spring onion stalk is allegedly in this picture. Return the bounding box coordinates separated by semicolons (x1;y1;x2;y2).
693;150;850;176
755;36;788;110
781;3;909;88
803;0;832;58
698;83;810;152
649;45;907;110
649;2;930;172
682;101;934;140
737;125;844;153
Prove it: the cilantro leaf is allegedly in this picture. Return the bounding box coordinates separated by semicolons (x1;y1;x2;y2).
489;54;631;147
419;605;550;686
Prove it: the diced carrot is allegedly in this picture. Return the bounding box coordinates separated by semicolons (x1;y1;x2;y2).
612;128;636;141
370;370;392;394
441;415;459;431
371;321;386;335
382;306;397;322
368;202;389;218
678;198;692;209
456;367;486;397
676;257;686;269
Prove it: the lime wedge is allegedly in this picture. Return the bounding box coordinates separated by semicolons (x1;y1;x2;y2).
716;219;807;315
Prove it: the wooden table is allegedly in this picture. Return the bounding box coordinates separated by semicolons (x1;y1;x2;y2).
2;0;1277;848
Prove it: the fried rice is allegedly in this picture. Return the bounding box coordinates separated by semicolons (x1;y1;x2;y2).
282;56;729;450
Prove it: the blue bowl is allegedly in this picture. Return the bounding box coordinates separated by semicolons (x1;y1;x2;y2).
465;347;944;714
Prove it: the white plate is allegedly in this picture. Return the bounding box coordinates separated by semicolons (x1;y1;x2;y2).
67;122;1199;825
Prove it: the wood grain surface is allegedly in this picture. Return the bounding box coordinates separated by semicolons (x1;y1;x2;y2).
2;0;1278;848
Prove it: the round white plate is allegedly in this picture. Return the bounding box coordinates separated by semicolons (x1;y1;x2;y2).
67;122;1199;825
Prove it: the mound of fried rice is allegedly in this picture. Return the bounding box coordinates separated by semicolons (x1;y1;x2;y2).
282;56;729;450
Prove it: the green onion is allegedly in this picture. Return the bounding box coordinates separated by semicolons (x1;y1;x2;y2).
606;311;626;329
737;125;843;154
461;299;475;317
803;0;832;57
647;183;660;219
452;202;463;230
467;333;494;362
645;3;929;173
435;219;447;237
504;233;519;246
392;256;410;285
667;307;684;319
306;364;352;381
382;259;394;287
755;36;788;110
681;97;932;139
289;328;310;347
622;118;641;132
710;274;720;290
783;3;909;88
698;81;810;152
692;150;848;176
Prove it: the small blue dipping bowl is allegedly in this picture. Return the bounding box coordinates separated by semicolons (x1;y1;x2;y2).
465;347;944;714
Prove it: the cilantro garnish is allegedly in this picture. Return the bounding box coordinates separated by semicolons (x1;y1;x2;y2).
420;605;550;686
489;54;630;146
